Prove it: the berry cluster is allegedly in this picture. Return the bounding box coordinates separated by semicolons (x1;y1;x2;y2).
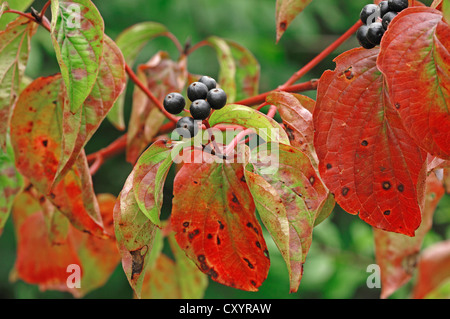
163;76;227;138
357;0;408;49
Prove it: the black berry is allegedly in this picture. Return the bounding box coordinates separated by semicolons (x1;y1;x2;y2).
190;99;211;120
360;4;378;25
198;76;217;91
356;25;376;49
367;22;385;45
379;1;389;17
187;82;208;102
163;92;186;114
207;88;227;110
382;11;398;30
388;0;408;12
176;117;198;138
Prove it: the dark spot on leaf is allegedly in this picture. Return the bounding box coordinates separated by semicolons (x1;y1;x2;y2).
217;236;221;245
326;163;332;170
207;233;213;239
42;140;48;147
361;140;368;147
344;66;354;80
200;262;209;271
130;246;148;279
182;221;189;228
397;184;404;192
231;192;239;204
208;268;218;279
264;249;270;259
250;280;257;287
188;229;200;240
39;196;45;204
395;103;401;109
256;241;261;249
382;181;391;190
198;255;206;262
218;220;225;230
193;180;198;184
286;127;295;140
49;193;56;199
279;21;287;31
383;210;391;216
246;222;253;228
243;258;254;269
241;175;246;183
342;187;349;196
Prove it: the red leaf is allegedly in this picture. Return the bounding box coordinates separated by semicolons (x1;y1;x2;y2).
314;48;427;236
413;239;450;298
275;0;312;43
170;151;270;291
378;7;450;159
374;172;445;299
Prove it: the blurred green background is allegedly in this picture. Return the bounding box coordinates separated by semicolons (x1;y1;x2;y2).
0;0;447;299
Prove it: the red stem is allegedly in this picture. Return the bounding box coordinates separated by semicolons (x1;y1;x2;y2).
125;64;179;123
280;20;363;88
4;10;35;20
40;1;51;19
87;134;128;164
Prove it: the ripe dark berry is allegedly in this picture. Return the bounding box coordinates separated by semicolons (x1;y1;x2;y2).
187;82;208;102
367;22;385;45
190;99;211;120
360;4;378;25
163;92;186;114
356;25;376;49
388;0;408;12
379;1;389;17
382;11;398;30
176;116;198;138
198;76;217;91
207;88;227;110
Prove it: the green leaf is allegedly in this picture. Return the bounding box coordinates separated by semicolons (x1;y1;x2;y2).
132;139;173;227
108;21;169;130
209;104;290;145
276;0;313;42
0;16;37;150
113;170;160;299
444;0;450;24
0;137;23;236
50;0;104;113
0;0;34;30
244;143;329;292
54;35;126;186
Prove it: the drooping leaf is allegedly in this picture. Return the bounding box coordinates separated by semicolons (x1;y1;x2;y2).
275;0;313;42
266;92;317;164
209;104;290;145
126;51;187;163
244;143;328;292
113;170;160;298
0;16;37;150
132;139;173;227
0;0;34;30
50;0;104;113
10;74;106;238
55;35;126;185
314;47;428;236
0;138;23;235
378;7;450;159
374;172;445;299
412;239;450;299
170;150;270;291
109;21;169;130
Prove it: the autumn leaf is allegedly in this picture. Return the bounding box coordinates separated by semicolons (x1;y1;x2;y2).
126;51;187;163
244;143;328;292
374;172;445;299
0;0;34;30
378;7;450;159
170;150;270;291
0;16;37;150
109;21;169;130
114;170;161;298
275;0;312;42
314;47;427;236
10;74;106;238
50;0;104;114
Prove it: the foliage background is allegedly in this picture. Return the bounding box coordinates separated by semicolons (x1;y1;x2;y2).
0;0;448;299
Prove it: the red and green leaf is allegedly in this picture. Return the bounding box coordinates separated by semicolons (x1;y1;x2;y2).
314;47;427;236
378;7;450;159
113;170;161;298
275;0;312;42
126;51;187;163
10;74;106;238
109;21;169;130
374;172;445;299
412;239;450;298
0;16;37;150
170;151;270;291
0;0;34;30
50;0;104;114
244;143;328;292
132;139;174;227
